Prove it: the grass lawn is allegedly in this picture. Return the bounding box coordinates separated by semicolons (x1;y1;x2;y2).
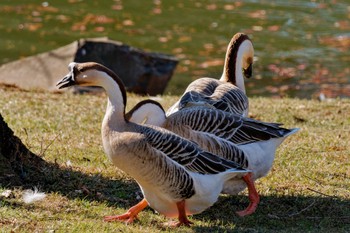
0;87;349;232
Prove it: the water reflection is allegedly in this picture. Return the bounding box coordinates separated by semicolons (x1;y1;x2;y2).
175;0;350;99
0;0;349;98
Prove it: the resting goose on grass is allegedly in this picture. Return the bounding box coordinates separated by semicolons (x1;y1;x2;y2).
167;32;254;116
56;62;250;227
127;99;299;216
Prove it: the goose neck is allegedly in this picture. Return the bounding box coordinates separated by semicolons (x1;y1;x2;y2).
220;38;253;93
99;73;127;129
234;58;246;93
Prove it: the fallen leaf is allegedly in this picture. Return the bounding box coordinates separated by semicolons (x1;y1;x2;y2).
94;26;105;32
158;37;168;43
199;59;224;68
26;23;42;31
252;25;263;31
248;10;266;19
268;25;280;32
206;4;217;10
112;4;123;10
152;7;162;14
224;4;235;10
178;36;191;43
318;35;350;51
123;19;134;26
334;20;350;30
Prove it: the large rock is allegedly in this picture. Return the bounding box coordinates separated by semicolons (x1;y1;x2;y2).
0;38;178;95
0;39;77;92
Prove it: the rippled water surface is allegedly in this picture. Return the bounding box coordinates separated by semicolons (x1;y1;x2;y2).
0;0;349;98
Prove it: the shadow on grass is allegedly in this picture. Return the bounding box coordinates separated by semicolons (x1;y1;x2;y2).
0;112;139;209
1;158;140;208
192;194;350;232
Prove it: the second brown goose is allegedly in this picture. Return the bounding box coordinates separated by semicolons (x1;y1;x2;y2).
167;32;254;117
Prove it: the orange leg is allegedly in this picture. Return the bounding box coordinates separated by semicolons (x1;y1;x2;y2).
104;198;148;223
165;200;193;227
236;173;260;217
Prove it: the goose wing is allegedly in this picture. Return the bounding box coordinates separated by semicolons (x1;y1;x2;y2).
138;125;247;175
183;78;220;97
166;78;220;115
231;119;297;145
168;107;296;145
210;84;249;116
168;107;243;139
174;80;248;117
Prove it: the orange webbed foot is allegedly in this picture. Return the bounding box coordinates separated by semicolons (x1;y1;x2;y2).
236;173;260;217
163;200;193;227
104;198;148;223
104;213;137;223
236;201;259;217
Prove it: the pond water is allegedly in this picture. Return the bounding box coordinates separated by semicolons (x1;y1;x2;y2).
0;0;349;98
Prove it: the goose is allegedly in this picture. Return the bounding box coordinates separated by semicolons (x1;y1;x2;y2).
166;32;254;116
126;99;299;216
56;62;250;227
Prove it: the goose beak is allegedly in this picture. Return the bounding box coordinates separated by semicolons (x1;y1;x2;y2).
56;73;76;89
243;63;253;79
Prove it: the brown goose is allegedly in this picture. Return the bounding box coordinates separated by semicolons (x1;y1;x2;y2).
56;62;249;226
167;32;254;116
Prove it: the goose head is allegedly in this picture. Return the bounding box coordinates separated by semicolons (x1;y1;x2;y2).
57;62;129;125
57;62;127;108
57;62;97;88
242;56;253;79
57;62;122;88
238;35;254;80
126;99;166;125
221;33;254;92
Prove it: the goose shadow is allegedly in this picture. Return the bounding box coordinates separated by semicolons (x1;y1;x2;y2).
191;193;350;232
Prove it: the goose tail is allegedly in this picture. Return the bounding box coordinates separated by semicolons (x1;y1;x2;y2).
283;128;300;138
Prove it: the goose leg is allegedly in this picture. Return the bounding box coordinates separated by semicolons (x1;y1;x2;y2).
236;173;260;216
104;198;148;223
165;200;193;227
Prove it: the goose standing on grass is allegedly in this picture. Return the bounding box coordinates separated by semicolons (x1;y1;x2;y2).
56;62;250;227
167;33;254;116
127;99;299;216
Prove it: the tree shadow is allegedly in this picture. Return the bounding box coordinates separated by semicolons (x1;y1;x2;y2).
0;113;139;209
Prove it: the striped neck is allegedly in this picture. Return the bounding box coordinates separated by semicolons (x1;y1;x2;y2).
220;33;254;93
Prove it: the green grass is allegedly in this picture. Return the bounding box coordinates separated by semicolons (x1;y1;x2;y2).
0;87;349;232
